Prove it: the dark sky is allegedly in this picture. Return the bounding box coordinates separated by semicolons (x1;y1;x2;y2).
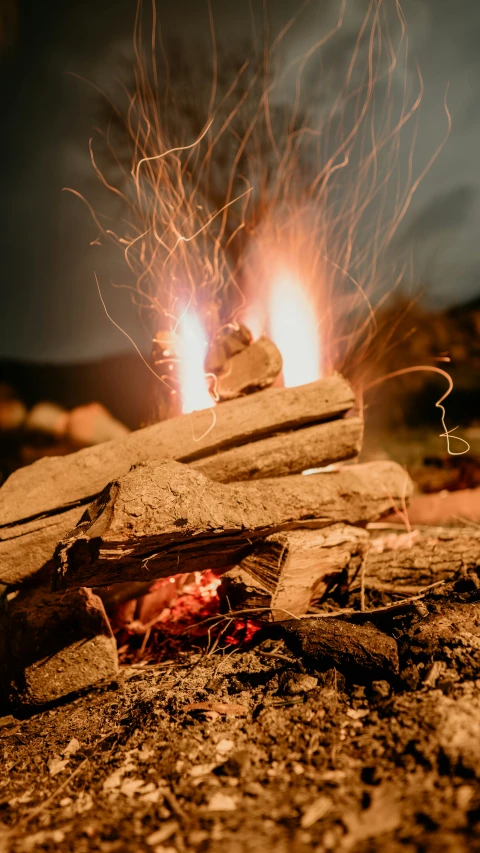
0;0;479;363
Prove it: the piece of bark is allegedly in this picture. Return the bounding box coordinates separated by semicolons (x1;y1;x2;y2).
276;618;399;682
193;416;362;483
220;524;370;620
0;374;357;586
55;459;413;590
213;336;283;401
0;586;118;708
365;527;480;591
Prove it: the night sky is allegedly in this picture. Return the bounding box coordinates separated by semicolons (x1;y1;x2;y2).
0;0;479;363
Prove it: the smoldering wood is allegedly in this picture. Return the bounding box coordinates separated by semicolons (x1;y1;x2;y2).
220;524;370;620
276;617;399;682
0;585;118;708
55;459;413;590
364;527;480;591
213;336;283;401
0;374;358;586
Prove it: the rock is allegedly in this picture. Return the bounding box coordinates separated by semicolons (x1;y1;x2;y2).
434;693;480;775
0;585;118;708
278;672;318;696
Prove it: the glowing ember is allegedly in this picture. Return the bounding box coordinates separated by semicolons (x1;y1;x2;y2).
269;273;322;387
177;311;213;414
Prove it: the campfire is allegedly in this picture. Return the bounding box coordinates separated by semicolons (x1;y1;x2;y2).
0;0;478;720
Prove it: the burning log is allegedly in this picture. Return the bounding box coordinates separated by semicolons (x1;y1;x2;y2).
0;585;118;708
55;459;413;590
0;374;359;586
220;524;370;619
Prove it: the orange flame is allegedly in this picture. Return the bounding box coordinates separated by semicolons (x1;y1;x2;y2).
269;272;322;386
177;311;212;414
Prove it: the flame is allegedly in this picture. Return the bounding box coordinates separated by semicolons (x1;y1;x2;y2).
269;273;322;387
177;312;213;414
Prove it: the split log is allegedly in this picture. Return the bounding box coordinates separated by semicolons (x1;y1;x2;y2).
364;527;480;592
0;374;358;586
213;336;283;401
55;459;413;590
193;416;362;483
220;524;370;620
0;586;118;708
276;618;399;682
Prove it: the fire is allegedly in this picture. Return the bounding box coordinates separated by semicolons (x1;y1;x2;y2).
177;311;213;414
269;272;322;387
77;0;451;412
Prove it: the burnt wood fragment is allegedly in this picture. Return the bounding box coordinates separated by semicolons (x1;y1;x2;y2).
277;617;399;682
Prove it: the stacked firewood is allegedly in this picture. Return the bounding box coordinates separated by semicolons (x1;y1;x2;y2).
1;370;479;708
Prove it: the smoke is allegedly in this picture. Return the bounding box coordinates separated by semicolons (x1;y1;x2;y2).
0;0;479;362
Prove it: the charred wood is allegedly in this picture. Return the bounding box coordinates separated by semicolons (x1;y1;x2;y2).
0;585;118;708
276;617;399;682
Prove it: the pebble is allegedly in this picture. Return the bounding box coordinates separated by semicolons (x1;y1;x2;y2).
280;673;318;696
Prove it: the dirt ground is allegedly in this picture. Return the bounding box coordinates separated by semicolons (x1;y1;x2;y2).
1;584;480;853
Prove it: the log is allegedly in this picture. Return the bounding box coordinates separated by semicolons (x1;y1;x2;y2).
220;524;370;620
364;527;480;591
0;374;358;586
55;459;413;590
193;416;362;483
276;618;399;682
0;585;118;708
213;336;283;401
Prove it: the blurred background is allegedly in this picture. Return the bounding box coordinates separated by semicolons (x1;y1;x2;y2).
0;0;478;484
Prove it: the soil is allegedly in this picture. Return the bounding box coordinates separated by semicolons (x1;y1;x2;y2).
2;585;480;853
